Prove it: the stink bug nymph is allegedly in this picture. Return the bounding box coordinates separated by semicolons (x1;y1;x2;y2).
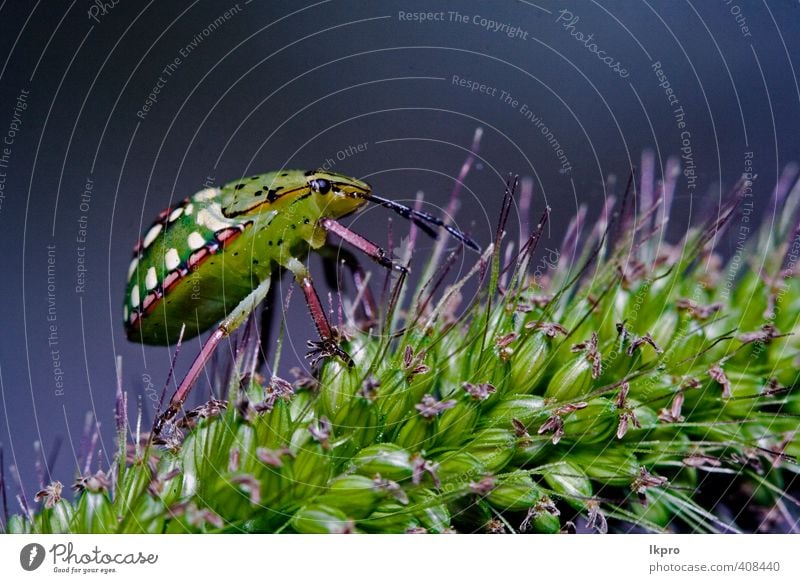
124;169;479;437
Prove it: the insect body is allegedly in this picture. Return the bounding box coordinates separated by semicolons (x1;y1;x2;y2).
125;170;369;345
126;169;479;437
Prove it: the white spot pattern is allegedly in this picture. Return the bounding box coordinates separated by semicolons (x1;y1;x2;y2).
168;207;183;222
131;285;140;308
188;232;206;250
145;267;158;290
127;257;139;280
143;223;162;248
196;203;233;232
165;248;180;270
192;187;219;202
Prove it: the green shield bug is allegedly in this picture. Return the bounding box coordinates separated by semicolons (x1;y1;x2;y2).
123;169;479;437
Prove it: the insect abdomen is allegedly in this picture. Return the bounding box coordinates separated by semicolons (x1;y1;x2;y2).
124;189;260;345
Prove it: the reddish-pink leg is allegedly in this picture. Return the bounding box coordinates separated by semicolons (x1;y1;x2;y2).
298;275;354;367
298;219;409;367
318;245;380;327
153;277;272;438
319;218;408;274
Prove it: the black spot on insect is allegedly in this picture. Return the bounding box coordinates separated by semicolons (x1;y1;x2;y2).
234;252;239;256
235;183;245;190
268;241;273;246
304;170;316;177
281;173;288;177
277;239;283;246
303;217;310;224
250;176;259;180
290;224;296;230
253;259;260;264
254;190;263;196
310;178;331;195
267;190;278;202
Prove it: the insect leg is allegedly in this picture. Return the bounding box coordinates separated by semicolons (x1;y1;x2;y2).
284;257;354;368
319;217;409;274
256;266;286;372
153;276;272;438
317;244;379;328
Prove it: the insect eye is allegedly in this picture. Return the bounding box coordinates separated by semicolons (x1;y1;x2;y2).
310;178;332;195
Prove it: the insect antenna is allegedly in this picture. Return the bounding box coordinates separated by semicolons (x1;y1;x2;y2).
362;193;481;252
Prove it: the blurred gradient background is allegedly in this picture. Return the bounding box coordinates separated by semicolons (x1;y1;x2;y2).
0;0;798;498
